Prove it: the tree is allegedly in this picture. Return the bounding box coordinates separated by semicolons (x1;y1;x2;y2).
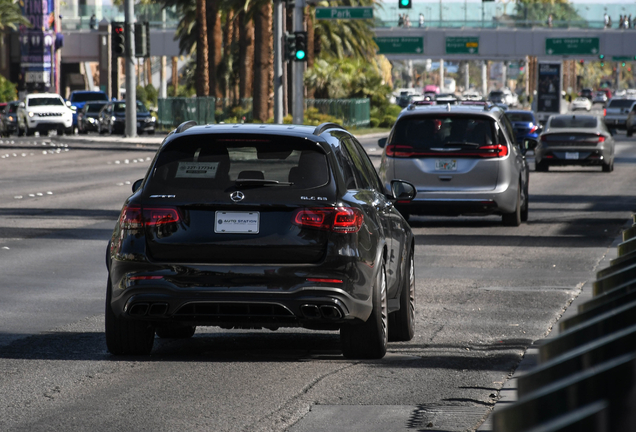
0;74;17;102
512;0;583;25
0;0;30;30
196;0;210;96
252;1;272;122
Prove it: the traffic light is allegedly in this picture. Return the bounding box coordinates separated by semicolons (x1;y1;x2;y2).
284;33;296;61
294;31;308;62
112;22;125;57
622;62;627;67
398;0;412;9
599;54;605;60
135;22;150;58
579;59;584;65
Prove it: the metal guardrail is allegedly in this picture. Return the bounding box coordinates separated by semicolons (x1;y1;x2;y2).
491;213;636;431
157;97;371;129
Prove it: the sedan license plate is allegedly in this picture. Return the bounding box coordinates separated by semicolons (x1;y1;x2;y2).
215;211;259;234
435;159;457;171
565;152;579;160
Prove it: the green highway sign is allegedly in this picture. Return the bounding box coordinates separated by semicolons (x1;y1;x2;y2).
545;37;599;55
446;37;479;54
612;56;633;61
315;7;374;20
375;37;424;54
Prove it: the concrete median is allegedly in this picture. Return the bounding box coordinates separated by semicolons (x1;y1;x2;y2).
581;280;636;312
592;262;636;294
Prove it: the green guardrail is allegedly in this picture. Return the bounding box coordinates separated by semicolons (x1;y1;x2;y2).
157;97;370;129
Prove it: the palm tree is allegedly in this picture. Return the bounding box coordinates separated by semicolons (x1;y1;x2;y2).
238;11;254;100
0;0;30;30
252;1;272;122
196;0;210;96
207;0;223;99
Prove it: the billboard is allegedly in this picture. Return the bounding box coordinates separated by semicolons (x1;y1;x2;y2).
20;0;56;92
536;62;561;113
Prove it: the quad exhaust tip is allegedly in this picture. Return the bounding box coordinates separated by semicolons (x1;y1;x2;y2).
300;304;343;320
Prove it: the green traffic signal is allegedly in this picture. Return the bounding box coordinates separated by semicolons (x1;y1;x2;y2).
294;31;308;62
622;62;626;67
295;50;306;60
599;54;605;60
398;0;412;9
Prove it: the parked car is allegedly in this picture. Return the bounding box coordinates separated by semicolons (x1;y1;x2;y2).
535;114;615;172
488;90;505;104
17;93;73;136
0;101;19;137
571;97;592;111
592;91;608;106
378;104;531;226
97;100;156;135
506;110;541;143
105;122;416;358
67;90;108;128
77;101;108;133
623;103;636;136
603;98;636;130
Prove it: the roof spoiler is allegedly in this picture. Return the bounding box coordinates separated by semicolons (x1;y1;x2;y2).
175;120;197;134
313;122;345;136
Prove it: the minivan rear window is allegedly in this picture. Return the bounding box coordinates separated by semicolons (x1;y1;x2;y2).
391;115;496;149
145;135;329;196
608;99;636;108
506;113;534;122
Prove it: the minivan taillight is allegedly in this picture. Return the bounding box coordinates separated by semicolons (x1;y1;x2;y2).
478;144;509;158
385;144;415;158
293;207;363;233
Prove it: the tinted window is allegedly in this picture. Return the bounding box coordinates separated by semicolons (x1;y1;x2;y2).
85;102;107;113
7;103;17;113
28;97;64;107
342;138;374;190
391;115;495;149
608;99;636;108
507;112;534;122
549;116;598;128
343;137;382;191
146;136;330;196
113;101;148;113
70;92;108;103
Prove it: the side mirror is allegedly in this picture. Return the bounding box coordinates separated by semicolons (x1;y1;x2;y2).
65;101;72;107
132;178;143;193
523;138;539;152
19;102;25;108
390;180;416;201
378;137;388;148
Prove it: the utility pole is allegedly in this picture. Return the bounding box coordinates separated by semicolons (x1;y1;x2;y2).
292;0;305;124
124;0;137;137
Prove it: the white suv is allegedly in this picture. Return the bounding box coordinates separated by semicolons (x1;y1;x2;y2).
17;93;73;136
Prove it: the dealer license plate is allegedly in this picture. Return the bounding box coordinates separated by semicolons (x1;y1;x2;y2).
565;152;579;160
435;159;457;171
215;211;260;234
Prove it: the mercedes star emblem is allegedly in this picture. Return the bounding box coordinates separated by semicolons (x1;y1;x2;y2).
230;191;245;202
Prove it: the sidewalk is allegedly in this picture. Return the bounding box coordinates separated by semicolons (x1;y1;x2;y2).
476;222;628;431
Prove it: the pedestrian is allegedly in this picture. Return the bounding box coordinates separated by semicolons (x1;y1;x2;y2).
419;13;424;28
546;14;553;28
398;14;404;27
404;14;411;28
608;15;612;28
619;15;623;28
89;14;96;30
604;12;609;28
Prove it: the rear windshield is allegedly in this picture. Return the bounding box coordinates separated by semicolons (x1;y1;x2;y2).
7;103;17;113
608;99;636;108
549;116;598;128
70;92;108;103
145;135;330;197
391;115;496;148
506;112;534;122
113;101;148;113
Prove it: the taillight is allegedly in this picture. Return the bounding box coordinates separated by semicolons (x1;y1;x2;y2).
603;108;607;116
385;144;416;158
129;275;164;281
119;205;180;229
477;144;508;158
597;135;605;143
306;278;343;284
293;207;363;233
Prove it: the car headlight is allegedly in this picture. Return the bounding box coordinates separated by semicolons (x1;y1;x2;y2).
28;111;34;118
88;118;95;123
8;116;13;121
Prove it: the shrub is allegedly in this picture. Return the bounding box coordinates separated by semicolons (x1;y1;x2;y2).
136;85;147;105
0;75;17;102
380;115;397;128
145;84;158;107
370;118;380;128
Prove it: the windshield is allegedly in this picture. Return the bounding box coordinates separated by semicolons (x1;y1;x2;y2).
27;97;64;107
549;116;598;128
608;99;636;108
85;102;107;113
113;101;149;113
70;92;108;103
391;115;496;148
507;113;534;122
8;103;17;113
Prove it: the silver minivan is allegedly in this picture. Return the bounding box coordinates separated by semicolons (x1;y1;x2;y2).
379;104;530;226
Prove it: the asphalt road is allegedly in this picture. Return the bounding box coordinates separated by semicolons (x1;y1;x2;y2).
0;121;634;432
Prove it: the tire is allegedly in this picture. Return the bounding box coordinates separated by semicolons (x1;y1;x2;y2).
602;160;614;173
64;127;73;135
25;125;33;136
520;184;529;222
389;247;415;342
17;125;24;137
627;129;633;137
535;160;549;172
341;260;388;359
502;185;522;227
105;278;155;355
156;326;196;339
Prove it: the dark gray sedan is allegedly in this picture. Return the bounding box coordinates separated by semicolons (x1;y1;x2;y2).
535;115;615;172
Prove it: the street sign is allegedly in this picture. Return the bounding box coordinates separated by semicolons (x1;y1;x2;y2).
446;37;479;54
375;37;423;54
612;56;633;61
545;38;599;55
315;7;374;20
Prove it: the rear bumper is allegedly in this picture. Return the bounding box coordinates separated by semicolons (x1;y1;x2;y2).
604;117;627;129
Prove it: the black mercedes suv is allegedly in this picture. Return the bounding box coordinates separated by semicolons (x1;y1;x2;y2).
106;121;416;359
